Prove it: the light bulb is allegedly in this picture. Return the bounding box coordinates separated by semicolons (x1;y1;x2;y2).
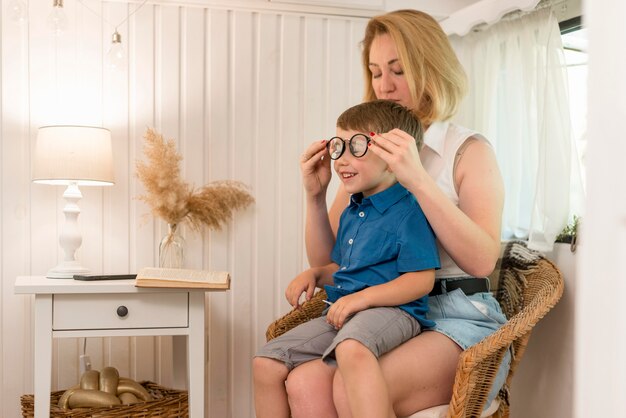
9;0;28;24
47;0;68;36
106;31;126;70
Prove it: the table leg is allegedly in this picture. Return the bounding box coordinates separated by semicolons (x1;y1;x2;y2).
34;294;53;418
172;335;187;389
188;292;205;418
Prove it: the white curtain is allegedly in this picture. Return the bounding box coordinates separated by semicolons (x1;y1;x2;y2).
451;8;583;251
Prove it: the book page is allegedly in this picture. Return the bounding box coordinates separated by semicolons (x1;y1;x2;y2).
135;267;230;289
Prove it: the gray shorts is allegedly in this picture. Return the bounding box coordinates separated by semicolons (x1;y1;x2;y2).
255;306;421;370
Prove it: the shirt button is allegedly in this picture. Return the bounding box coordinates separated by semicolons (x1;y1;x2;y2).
359;212;365;218
337;285;342;288
348;238;354;245
341;267;347;270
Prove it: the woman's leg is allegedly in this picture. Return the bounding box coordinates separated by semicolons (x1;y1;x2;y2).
286;359;338;418
333;332;461;417
253;357;291;418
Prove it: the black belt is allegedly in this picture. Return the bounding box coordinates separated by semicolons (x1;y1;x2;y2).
429;278;490;297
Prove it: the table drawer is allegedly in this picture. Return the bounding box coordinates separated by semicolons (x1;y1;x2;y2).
53;293;189;330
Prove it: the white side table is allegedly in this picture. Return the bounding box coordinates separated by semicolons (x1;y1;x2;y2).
14;276;227;418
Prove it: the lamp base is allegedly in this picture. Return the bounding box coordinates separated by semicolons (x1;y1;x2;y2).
46;261;90;279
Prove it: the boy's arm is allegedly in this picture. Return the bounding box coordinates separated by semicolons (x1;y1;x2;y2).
359;270;435;307
285;262;338;308
325;270;434;329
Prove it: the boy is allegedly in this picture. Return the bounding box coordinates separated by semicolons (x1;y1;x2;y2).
253;100;440;418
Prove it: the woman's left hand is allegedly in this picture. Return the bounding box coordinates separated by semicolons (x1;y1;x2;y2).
368;128;427;189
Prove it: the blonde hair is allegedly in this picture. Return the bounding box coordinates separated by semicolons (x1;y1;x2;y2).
361;9;467;126
337;99;423;148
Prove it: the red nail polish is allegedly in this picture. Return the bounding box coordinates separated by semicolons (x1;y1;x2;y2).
369;132;375;137
367;142;372;147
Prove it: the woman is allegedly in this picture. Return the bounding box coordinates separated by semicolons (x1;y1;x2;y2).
288;9;509;417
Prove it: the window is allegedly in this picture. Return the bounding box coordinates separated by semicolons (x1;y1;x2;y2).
561;17;587;215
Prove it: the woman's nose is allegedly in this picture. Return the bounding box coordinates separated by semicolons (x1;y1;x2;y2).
379;73;395;93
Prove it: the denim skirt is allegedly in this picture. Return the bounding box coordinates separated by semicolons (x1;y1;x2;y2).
426;281;511;406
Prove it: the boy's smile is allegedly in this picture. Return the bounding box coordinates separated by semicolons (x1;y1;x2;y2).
333;128;396;197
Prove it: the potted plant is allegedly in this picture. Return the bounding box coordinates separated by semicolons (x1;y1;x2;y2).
136;128;254;268
555;215;580;252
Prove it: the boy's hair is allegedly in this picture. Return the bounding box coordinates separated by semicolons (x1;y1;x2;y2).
361;9;467;126
337;99;423;148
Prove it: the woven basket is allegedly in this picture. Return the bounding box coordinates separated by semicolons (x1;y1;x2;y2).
20;381;188;418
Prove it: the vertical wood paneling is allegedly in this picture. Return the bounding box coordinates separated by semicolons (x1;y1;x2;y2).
153;5;184;386
103;2;133;275
254;12;281;350
0;3;367;417
230;11;256;417
276;14;306;319
303;17;328;151
129;3;158;382
206;9;232;417
1;0;32;415
130;4;156;271
327;19;350;125
349;20;367;109
181;7;206;271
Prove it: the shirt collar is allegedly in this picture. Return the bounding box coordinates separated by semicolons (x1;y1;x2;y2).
350;182;409;214
423;120;449;157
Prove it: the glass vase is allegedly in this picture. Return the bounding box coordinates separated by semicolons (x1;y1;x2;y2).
159;223;185;268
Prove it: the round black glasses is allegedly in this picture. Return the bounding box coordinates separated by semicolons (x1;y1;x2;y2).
326;134;370;160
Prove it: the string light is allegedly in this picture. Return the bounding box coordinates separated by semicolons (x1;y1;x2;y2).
9;0;28;24
47;0;68;36
76;0;148;71
106;30;126;70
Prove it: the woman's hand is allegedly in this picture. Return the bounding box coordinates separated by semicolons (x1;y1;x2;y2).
368;129;428;189
373;128;504;277
300;140;332;198
326;293;369;329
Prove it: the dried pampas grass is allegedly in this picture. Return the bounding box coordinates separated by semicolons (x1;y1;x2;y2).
136;128;254;231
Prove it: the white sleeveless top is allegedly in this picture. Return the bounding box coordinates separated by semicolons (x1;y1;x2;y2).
420;121;488;279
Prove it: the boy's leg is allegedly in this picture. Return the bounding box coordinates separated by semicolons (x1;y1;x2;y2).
253;357;291;418
326;307;421;418
335;339;395;418
253;316;337;418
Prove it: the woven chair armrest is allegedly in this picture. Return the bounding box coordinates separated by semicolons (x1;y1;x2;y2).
446;259;564;417
265;289;328;341
478;261;564;356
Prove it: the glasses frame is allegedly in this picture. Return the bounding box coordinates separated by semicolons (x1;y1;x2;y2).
326;133;371;160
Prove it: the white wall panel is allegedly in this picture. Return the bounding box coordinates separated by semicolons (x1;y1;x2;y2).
0;1;367;417
1;0;32;414
205;8;233;416
230;11;256;418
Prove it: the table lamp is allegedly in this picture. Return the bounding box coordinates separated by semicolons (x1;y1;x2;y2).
32;126;114;278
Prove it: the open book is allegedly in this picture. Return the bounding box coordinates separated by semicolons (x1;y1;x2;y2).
135;267;230;289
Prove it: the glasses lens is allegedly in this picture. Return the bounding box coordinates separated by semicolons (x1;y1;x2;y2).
328;137;345;160
349;134;369;157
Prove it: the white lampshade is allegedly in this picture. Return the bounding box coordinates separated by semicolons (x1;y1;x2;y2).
32;125;114;186
32;125;115;278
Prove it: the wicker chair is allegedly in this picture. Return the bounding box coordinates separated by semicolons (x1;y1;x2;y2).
265;241;564;418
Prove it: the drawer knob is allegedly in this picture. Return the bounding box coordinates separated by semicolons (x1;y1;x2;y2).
116;305;129;317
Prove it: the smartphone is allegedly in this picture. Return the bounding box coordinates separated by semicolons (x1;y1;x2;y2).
73;274;137;281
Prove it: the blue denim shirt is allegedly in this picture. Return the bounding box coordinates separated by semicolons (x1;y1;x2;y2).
325;182;440;328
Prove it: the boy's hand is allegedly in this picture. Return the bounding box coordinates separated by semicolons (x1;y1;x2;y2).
326;292;369;329
285;270;317;309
